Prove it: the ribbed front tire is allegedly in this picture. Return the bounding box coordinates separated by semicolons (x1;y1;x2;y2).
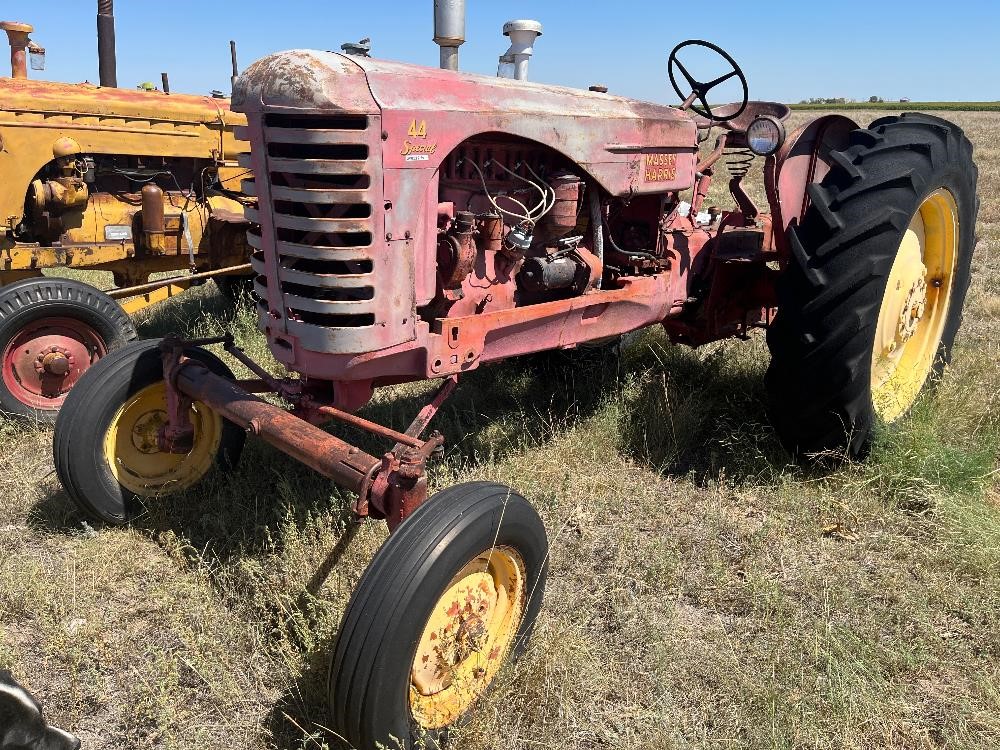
329;482;548;749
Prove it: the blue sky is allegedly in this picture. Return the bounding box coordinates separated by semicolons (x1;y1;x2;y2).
5;1;998;103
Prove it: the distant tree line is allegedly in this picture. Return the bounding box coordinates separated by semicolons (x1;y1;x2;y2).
799;96;911;104
799;97;856;105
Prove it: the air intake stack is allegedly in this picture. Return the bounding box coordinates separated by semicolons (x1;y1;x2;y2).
433;0;465;71
1;21;33;79
500;20;543;81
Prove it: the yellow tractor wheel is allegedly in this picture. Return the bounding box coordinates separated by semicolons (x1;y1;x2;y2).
329;482;548;749
53;339;244;524
767;113;977;459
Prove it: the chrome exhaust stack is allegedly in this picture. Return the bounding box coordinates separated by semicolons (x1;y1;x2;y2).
433;0;465;71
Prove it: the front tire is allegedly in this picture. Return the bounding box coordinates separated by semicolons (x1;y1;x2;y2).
53;339;245;524
0;277;136;422
766;113;978;458
329;482;548;749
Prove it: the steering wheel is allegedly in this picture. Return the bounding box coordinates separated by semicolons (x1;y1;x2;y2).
668;40;749;123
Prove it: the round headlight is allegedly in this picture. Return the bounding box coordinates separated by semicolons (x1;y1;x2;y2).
747;115;785;157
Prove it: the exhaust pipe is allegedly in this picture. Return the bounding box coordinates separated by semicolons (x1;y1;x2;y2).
230;40;239;90
97;0;117;87
1;21;33;79
433;0;465;71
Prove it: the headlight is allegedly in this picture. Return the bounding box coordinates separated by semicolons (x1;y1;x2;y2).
746;115;785;156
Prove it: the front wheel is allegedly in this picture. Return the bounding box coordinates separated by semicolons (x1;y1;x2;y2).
329;482;549;749
53;339;245;524
0;277;136;422
767;113;978;458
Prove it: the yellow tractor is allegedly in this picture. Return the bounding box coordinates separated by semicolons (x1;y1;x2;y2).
0;4;251;422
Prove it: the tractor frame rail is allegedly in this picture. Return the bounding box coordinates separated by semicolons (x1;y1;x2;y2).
158;336;456;530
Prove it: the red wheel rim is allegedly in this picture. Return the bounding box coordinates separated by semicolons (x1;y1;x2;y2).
1;316;107;411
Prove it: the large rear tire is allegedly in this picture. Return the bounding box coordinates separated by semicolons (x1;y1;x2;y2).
766;113;978;458
0;277;136;422
329;482;548;749
53;339;245;524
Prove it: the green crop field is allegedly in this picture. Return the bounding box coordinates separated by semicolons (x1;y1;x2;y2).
2;110;999;749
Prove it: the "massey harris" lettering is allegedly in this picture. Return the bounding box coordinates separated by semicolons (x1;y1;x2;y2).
644;152;677;182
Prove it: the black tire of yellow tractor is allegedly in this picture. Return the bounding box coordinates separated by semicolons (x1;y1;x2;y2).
53;339;245;524
0;277;136;422
766;113;978;459
329;482;548;750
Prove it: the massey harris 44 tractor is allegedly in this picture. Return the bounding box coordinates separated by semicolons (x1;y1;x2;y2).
0;4;251;422
53;2;977;746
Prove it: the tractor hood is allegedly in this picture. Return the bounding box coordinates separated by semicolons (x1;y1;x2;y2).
233;50;698;196
0;76;243;126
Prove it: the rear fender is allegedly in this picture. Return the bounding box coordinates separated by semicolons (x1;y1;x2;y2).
765;114;859;258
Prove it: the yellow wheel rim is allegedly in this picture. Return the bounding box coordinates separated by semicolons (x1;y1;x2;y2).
102;381;223;496
410;546;527;730
871;188;959;422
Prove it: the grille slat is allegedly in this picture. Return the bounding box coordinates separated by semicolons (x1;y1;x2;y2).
271;214;372;234
248;230;375;262
268;185;371;204
279;268;372;289
264;127;372;145
250;251;266;276
283;292;375;315
268;157;367;175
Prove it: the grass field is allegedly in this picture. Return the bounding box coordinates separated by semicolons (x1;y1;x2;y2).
2;109;999;750
790;102;1000;112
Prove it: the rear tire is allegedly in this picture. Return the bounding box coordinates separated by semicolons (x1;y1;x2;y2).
329;482;548;749
53;339;245;524
766;113;978;458
0;278;136;422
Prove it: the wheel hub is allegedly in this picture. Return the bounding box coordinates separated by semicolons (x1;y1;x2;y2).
409;547;527;730
897;274;928;344
412;570;498;696
131;409;168;454
36;347;74;377
871;188;959;422
1;317;105;407
103;380;224;495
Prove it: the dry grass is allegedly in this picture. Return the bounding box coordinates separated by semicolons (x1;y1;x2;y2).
2;110;999;749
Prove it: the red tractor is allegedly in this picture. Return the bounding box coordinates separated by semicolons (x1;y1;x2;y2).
52;6;977;747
